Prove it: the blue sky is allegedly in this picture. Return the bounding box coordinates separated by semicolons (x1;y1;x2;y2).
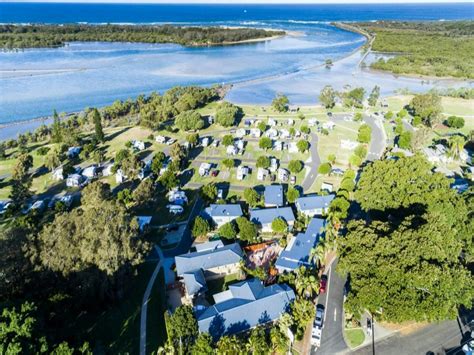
3;0;472;3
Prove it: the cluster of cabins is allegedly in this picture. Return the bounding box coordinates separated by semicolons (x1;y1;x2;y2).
173;185;334;338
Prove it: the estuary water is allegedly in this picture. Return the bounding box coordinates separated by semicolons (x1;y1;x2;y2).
0;2;473;135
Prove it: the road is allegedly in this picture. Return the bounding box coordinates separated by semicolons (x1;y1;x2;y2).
353;314;473;355
313;259;348;355
362;115;386;161
302;132;321;192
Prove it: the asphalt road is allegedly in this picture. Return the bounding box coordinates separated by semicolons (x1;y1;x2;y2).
362;115;386;161
302;132;321;192
313;259;349;355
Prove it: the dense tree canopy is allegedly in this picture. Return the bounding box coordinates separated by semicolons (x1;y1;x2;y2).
271;94;289;112
319;85;337;109
409;93;443;127
215;102;241;127
175;110;205;131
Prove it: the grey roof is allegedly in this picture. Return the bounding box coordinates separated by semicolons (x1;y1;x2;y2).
183;269;208;296
175;243;243;276
203;204;243;219
296;195;335;213
196;278;295;338
275;218;325;271
195;240;225;252
264;185;284;206
250;207;295;226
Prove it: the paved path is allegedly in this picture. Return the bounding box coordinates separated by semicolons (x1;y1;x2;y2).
302;133;321;192
313;258;348;354
139;246;164;355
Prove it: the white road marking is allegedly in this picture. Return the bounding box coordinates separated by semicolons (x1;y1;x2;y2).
323;266;332;324
334;308;337;321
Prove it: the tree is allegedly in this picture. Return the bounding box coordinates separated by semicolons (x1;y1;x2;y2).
121;154;142;180
222;135;234;147
218;222;237;240
338;215;474;322
159;168;179;190
151;151;166;175
247;327;269;354
243;188;260;208
385;111;394;120
354;112;363;122
357;124;372;144
397;108;408;119
221;158;234;170
446;116;465;129
368;85;380;106
270;326;288;353
51;109;62;143
45;146;64;171
215;102;241;127
288;160;303;174
165;305;198;354
236;217;258;243
296;140;309;153
192;216;210;238
92;149;105;164
349;155;361;169
217;335;245;354
175;110;204;131
259;137;272;150
286;187;300;204
191;333;213;355
294;266;319;298
397;131;412;150
447;135;466;160
256;156;270;169
201;183;218;202
117;188;134;207
290;298;315;339
409;93;442;126
318;162;331;175
10;153;33;207
186;132;199;147
272;94;289;112
257;121;266;132
328;196;351;220
354;145;367;159
170;142;187;166
319;85;337;109
133;178;155;206
300;126;310;134
92;108;105;142
271;217;288;234
327;154;337;164
343;87;365;109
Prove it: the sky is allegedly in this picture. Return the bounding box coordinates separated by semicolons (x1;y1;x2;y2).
2;0;472;3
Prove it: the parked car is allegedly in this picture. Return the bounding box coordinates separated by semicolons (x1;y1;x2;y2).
314;305;324;329
290;175;296;185
211;170;219;177
217;189;224;199
319;275;328;294
166;223;179;232
270;174;276;182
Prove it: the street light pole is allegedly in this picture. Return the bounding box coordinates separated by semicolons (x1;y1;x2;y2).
371;312;375;355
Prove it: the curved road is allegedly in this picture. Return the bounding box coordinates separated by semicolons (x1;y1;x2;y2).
302;133;321;192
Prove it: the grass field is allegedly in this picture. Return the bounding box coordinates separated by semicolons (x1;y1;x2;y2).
344;328;365;348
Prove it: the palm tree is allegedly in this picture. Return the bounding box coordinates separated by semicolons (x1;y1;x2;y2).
295;266;319;298
310;238;327;267
448;135;466;160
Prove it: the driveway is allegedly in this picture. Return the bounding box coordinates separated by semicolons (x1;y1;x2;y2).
302;132;321;192
313;259;348;354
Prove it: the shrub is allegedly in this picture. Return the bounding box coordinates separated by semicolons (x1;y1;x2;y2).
288;160;303;174
446;116;465;129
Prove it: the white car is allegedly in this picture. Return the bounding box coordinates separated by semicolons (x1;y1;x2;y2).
217;189;224;199
167;204;184;215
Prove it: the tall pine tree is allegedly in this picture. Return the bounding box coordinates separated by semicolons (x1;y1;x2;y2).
50;109;62;143
92;108;105;142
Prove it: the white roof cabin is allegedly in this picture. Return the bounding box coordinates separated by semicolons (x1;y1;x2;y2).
102;163;114;177
288;142;298;153
155;135;168;144
235;128;247;138
268;118;277;126
199;163;212;176
265;128;279;138
257;167;269;181
226;145;238;156
250;128;262;138
322;121;336;130
270;158;279;173
52;167;64;181
201;137;210;147
66;174;83;187
132;140;146;151
116;169;127;183
273;141;283;151
82;165;97;179
278;168;289;181
237;166;249;181
321;182;333;192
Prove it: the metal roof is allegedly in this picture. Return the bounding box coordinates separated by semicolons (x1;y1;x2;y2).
296;195;335;212
250;207;295;226
264;185;284;206
204;204;243;218
183;269;207;296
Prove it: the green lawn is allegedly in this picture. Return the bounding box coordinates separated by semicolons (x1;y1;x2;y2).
146;268;167;354
344;328;365;348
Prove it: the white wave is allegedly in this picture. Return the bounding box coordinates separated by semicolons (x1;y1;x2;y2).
287;20;328;25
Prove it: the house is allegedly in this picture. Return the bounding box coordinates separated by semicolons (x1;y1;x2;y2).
287;118;295;126
235;128;247;138
237;166;249;181
176;242;243;279
208;115;215;124
102;163;114;176
52;167;64;181
137;216;152;232
280;129;290;139
265;128;278;138
308;119;317;127
340;140;358;150
275;218;325;273
423;147;440;163
296;195;335;217
273;141;283;151
250;207;295;233
116;169;127;183
264;185;284;207
226;145;238;156
166;138;177;145
235;139;245;151
66;174;83;187
278;168;289;182
168;189;188;205
67;146;81;159
82;165;97;179
212;139;220;148
194;240;225;252
321;182;333;193
132;140;146;151
268;118;277;126
250;128;262;138
199;163;212;176
257;167;269;181
288;142;298;154
203;204;243;227
30;200;45;212
155;135;168;144
270;158;279;173
322;121;335;130
196;278;295;337
201;137;210;147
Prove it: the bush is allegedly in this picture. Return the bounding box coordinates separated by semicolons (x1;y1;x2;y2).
222;135;234;147
318;162;331;175
288;160;303;174
357;124;372;144
354;145;367;159
340;178;356;191
301;126;310;134
349;154;363;167
412;116;422;127
256;156;270;169
36;146;50;156
286;187;300;203
397;131;412;150
446;116;465;129
271;217;288;234
192;216;210;238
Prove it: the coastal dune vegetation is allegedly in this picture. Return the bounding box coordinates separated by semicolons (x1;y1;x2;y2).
0;24;285;49
353;21;474;79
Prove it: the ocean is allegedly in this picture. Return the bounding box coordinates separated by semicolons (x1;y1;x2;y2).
0;2;473;136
